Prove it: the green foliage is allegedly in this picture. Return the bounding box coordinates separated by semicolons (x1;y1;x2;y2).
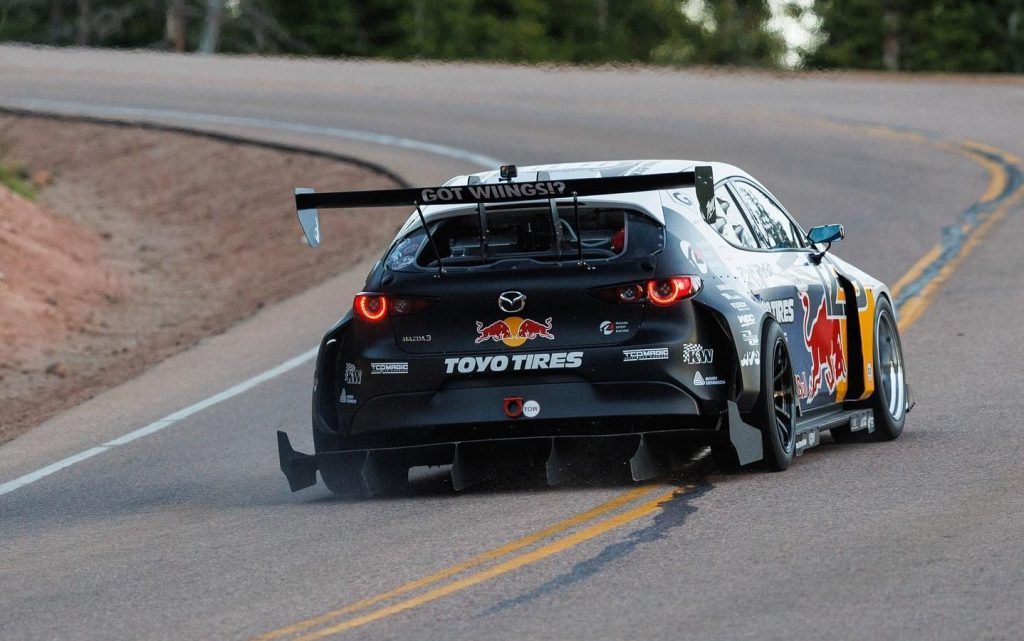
805;0;1024;72
0;163;37;201
0;0;788;66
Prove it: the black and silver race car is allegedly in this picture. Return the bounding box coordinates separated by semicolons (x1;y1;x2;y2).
278;160;911;495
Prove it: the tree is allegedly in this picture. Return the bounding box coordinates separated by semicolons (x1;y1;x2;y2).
198;0;222;53
653;0;785;67
165;0;187;52
804;0;1024;72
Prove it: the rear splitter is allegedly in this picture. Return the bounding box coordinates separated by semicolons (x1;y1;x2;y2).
278;401;764;495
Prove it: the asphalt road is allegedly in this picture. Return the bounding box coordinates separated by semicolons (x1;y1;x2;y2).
2;46;1024;641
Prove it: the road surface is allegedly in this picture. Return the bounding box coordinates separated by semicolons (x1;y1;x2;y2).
2;46;1023;641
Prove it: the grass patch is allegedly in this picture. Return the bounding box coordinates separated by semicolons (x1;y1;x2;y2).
0;163;37;201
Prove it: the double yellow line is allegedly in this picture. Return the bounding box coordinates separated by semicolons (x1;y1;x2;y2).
891;140;1024;330
251;484;688;641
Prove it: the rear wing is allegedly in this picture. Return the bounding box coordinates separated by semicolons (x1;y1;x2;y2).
294;166;715;248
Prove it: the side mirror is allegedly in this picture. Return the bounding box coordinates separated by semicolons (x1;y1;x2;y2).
807;224;844;245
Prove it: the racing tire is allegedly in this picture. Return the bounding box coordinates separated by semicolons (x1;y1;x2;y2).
711;322;796;472
749;322;797;471
867;297;907;441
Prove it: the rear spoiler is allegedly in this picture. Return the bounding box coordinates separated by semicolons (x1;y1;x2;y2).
294;166;715;248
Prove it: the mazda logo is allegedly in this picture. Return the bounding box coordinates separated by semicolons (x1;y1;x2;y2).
498;291;526;313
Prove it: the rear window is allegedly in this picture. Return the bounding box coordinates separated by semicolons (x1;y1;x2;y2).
386;206;661;270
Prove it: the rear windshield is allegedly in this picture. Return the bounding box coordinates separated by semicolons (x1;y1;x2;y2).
386;206;661;270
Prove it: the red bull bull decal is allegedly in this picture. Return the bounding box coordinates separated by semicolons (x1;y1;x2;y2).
798;291;847;402
475;317;554;347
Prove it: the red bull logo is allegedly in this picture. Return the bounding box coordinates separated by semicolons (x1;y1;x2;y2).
475;316;554;347
799;291;846;401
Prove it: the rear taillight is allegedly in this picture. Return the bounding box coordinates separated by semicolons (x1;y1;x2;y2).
354;293;387;322
353;293;435;322
590;276;701;306
646;276;702;306
615;284;644;303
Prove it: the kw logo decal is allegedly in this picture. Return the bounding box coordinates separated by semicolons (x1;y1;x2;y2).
475;317;554;347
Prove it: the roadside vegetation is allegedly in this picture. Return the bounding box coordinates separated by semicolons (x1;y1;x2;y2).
0;1;1020;72
0;162;37;201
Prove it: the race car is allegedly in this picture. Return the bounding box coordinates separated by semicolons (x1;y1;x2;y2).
278;160;911;496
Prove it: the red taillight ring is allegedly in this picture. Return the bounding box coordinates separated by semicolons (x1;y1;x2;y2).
646;276;701;306
355;293;388;322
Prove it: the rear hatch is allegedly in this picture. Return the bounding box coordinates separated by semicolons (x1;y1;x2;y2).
384;203;664;355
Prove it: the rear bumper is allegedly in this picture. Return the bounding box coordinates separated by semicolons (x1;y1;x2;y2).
280;402;764;495
350;379;702;438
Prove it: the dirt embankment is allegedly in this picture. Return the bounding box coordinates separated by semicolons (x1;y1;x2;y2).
0;115;404;443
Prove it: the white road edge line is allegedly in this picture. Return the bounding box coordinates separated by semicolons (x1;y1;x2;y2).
0;348;319;497
0;97;505;169
0;97;502;498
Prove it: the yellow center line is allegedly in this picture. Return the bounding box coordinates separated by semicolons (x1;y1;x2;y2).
885;141;1011;301
290;487;687;641
250;484;659;641
898;183;1024;331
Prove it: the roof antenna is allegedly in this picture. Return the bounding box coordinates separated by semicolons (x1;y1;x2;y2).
414;202;445;278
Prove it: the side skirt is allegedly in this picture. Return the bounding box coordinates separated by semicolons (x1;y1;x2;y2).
793;407;876;455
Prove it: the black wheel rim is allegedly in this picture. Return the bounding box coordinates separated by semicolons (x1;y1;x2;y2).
773;339;796;451
876;310;905;420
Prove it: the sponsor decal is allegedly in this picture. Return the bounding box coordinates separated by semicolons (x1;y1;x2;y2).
682;343;714;365
622;347;669;362
475;316;553;347
420;181;567;203
679;240;708;274
338;388;357;404
740;330;759;346
730;301;749;310
599;320;630;336
740;350;760;367
523;400;541;418
402;334;432;343
371;362;409;375
866;361;873;380
693;371;726;386
343;363;362;385
390;255;415;270
763;298;795;323
737;314;757;328
720;292;741;301
799;291;847;401
445;351;583;374
671;192;694;207
796;430;819;451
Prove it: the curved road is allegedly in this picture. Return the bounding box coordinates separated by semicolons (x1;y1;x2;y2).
2;46;1024;641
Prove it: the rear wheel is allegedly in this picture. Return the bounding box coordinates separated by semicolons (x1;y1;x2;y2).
753;323;797;471
711;322;796;472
